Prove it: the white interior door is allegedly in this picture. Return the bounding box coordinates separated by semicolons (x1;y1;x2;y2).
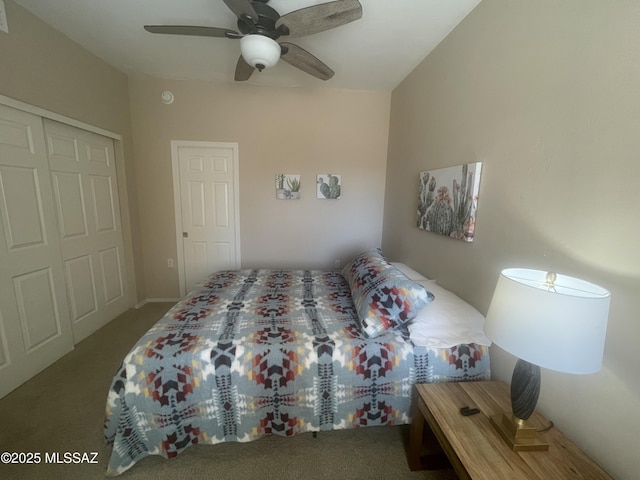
0;104;74;398
44;119;128;343
175;143;240;294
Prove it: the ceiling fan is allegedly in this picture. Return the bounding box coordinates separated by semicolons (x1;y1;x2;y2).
144;0;363;82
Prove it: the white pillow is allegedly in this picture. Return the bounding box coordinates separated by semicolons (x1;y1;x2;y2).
389;262;429;281
408;280;492;348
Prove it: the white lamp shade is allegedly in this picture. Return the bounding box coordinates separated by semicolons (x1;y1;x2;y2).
484;268;610;374
240;35;281;70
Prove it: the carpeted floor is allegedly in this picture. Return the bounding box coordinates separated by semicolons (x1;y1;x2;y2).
0;303;456;480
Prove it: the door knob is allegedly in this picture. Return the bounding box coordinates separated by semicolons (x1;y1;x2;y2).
183;232;189;238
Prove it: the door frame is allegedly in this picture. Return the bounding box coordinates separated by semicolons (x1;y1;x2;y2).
171;140;241;297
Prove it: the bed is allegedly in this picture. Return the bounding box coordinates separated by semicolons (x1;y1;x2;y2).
104;249;491;475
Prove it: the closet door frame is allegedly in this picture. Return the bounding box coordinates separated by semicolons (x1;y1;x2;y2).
0;94;138;312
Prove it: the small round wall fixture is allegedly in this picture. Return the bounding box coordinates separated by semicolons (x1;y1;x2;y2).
161;90;174;104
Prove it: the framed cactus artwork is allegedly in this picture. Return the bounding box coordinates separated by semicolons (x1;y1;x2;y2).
417;162;482;242
316;174;341;199
275;174;301;199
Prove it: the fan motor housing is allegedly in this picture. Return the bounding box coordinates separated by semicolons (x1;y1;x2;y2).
238;1;283;39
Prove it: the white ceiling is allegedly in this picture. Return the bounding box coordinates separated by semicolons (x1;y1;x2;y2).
14;0;481;91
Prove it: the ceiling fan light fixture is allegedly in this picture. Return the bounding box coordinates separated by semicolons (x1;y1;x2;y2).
240;34;281;72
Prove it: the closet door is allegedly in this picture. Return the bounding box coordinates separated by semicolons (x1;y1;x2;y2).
44;120;128;343
0;104;74;399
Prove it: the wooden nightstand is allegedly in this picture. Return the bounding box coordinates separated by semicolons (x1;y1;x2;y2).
408;381;613;479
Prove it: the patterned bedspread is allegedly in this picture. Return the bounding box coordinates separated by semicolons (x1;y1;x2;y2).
104;270;490;475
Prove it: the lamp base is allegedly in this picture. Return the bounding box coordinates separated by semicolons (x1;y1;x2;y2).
490;413;549;451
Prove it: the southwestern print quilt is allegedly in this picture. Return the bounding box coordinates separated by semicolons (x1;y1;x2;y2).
104;269;490;475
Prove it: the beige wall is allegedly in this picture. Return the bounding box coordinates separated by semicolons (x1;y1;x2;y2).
128;74;390;298
0;0;145;303
382;1;640;478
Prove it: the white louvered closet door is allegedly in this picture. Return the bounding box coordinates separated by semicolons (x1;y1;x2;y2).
0;104;75;398
44;119;128;343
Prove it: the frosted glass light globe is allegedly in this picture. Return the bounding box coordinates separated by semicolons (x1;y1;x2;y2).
240;35;281;71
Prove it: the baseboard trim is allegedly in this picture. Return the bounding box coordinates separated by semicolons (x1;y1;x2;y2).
135;298;181;309
134;300;147;309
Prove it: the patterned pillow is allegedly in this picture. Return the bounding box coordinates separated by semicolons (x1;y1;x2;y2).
341;249;434;338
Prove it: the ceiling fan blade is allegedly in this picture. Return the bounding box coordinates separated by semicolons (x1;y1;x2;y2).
223;0;258;24
144;25;239;38
234;55;255;81
276;0;362;38
280;42;334;81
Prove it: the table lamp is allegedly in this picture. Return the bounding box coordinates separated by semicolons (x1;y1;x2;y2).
484;268;610;451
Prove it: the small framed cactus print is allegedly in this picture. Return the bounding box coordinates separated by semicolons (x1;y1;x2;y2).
417;162;482;242
316;174;341;199
275;174;301;199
